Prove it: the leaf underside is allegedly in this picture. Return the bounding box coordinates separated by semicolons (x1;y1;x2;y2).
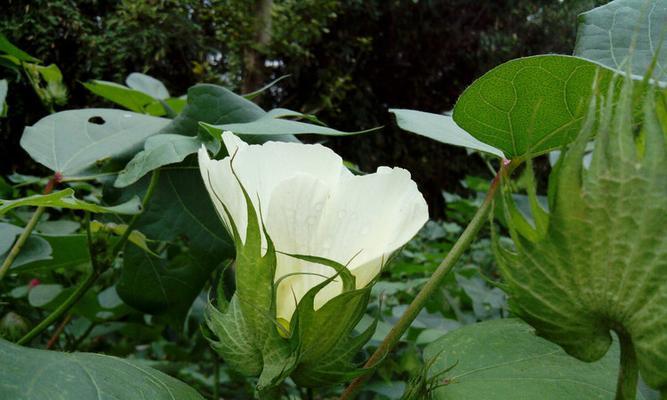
496;84;667;394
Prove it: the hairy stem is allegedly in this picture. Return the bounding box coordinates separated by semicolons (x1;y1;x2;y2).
0;174;60;282
338;164;506;400
615;330;638;400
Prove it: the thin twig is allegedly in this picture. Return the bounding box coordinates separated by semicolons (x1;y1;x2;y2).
46;313;72;349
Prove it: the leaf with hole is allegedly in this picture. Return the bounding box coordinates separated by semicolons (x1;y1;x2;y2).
20;109;170;177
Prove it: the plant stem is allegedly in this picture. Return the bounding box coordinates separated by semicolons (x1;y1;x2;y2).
18;269;101;345
46;313;72;349
213;353;220;400
16;171;161;346
338;165;505;400
110;169;160;257
615;330;638;400
0;174;60;282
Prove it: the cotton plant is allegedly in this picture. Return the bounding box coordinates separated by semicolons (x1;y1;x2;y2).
198;132;428;392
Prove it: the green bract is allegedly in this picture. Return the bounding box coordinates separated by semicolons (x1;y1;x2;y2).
200;133;428;392
496;80;667;395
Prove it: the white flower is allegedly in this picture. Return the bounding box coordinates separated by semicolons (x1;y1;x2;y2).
198;132;428;323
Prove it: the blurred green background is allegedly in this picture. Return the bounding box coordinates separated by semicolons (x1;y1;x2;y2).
0;0;604;216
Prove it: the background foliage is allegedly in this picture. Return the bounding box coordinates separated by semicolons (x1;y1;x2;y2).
0;0;606;216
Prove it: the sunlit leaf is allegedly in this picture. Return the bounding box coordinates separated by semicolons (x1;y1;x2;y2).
453;55;617;159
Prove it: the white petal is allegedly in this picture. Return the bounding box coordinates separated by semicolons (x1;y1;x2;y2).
266;166;429;322
315;166;428;289
198;146;245;238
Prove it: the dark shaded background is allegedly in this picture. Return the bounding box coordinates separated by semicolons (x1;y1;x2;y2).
0;0;605;216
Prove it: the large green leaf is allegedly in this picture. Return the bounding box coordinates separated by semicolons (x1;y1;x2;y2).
116;167;234;323
496;84;667;394
0;189;142;215
389;108;505;157
419;319;635;400
0;339;204;399
20;109;170;177
114;133;220;188
575;0;667;83
117;243;210;323
453;55;616;160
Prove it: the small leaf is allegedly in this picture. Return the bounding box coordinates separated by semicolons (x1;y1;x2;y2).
0;338;204;399
453;55;617;160
390;109;505;157
575;0;667;83
114;133;220;188
206;108;376;137
126;72;170;100
83;80;156;113
90;221;156;256
12;234;89;273
0;189;142;215
20;109;170;177
420;319;631;400
0;33;39;62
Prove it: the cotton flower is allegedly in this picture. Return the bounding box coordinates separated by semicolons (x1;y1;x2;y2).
198;132;428;323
